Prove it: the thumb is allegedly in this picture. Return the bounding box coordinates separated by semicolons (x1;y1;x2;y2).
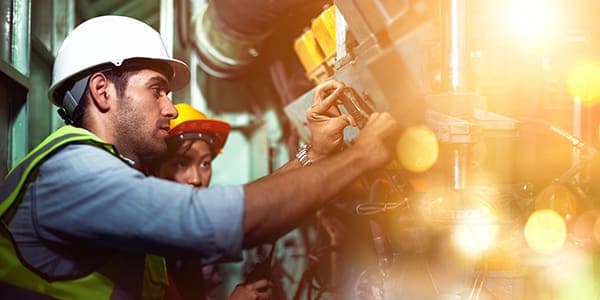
330;114;354;131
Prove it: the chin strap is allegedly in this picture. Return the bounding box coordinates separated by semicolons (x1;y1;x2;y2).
57;108;74;125
58;75;91;125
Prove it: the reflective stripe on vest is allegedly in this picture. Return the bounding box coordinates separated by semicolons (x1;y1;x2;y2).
0;125;168;300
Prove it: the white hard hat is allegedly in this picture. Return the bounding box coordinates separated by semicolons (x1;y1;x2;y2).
49;15;190;108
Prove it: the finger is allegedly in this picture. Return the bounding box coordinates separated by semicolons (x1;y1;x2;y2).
343;113;357;127
365;112;381;124
329;114;354;131
314;85;344;114
313;81;337;105
364;112;399;137
314;80;344;104
323;101;343;117
306;103;342;120
378;114;400;136
378;112;397;128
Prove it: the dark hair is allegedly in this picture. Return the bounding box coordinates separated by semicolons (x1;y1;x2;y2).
71;68;135;127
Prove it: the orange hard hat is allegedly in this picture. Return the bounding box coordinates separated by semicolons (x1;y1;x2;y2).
168;103;231;155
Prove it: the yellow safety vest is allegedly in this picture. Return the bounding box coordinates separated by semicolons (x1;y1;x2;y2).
0;126;169;299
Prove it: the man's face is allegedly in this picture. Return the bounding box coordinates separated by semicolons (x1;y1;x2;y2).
158;139;213;188
113;69;176;159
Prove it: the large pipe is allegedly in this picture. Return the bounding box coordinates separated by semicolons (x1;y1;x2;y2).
194;0;305;78
439;0;471;190
440;0;468;92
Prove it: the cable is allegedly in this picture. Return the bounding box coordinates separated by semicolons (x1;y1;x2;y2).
292;245;337;300
356;201;408;215
355;178;408;215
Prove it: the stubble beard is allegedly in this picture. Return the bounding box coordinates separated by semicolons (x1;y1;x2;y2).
114;100;168;160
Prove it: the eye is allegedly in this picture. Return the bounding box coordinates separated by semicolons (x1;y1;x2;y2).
173;160;187;169
200;160;212;168
151;85;168;98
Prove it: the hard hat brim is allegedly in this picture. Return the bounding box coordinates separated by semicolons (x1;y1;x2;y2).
168;119;231;154
162;58;191;92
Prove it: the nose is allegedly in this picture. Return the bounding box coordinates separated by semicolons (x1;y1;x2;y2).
162;97;178;119
187;167;206;188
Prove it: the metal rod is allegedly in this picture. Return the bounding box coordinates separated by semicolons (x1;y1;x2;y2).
451;144;468;190
441;0;469;92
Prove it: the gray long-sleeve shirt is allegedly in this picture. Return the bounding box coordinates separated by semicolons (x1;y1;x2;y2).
9;143;244;281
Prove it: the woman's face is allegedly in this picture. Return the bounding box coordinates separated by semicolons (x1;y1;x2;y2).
158;139;213;188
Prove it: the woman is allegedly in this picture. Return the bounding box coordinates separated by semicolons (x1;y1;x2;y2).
146;103;271;300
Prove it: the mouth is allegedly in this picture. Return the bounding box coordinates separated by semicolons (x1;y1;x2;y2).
158;125;170;135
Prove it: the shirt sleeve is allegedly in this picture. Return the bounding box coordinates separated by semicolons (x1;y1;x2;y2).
31;144;244;264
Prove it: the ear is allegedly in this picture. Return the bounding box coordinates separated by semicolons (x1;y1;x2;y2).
88;72;112;112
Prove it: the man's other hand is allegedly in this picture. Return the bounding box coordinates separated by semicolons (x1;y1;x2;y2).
351;112;400;170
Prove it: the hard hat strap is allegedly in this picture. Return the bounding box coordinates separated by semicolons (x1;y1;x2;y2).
58;65;113;124
57;74;91;124
62;75;91;116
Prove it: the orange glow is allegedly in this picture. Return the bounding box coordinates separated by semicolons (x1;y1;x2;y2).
451;207;498;258
594;214;600;246
524;209;567;254
396;125;439;173
534;184;577;219
566;60;600;104
572;210;600;250
504;0;560;51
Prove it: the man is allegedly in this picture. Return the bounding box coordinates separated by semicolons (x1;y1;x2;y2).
0;15;398;299
145;103;271;300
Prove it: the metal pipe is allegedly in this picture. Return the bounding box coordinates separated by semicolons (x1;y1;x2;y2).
160;0;174;57
212;0;305;36
0;0;12;62
441;0;468;92
11;0;29;75
439;0;471;190
572;97;582;183
194;0;305;78
451;144;468;190
9;0;30;167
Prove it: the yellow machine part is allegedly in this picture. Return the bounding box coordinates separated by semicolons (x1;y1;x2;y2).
293;29;325;75
311;5;336;59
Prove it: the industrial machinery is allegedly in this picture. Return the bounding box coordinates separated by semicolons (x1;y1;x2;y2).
276;0;600;299
7;0;596;299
